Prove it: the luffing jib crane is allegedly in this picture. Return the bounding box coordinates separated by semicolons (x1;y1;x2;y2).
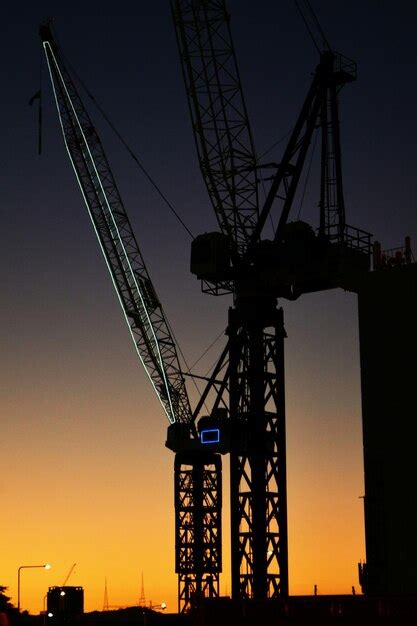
62;563;76;587
171;0;372;604
40;22;223;613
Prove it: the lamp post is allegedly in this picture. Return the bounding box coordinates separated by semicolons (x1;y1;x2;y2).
43;593;47;626
17;564;51;612
142;603;166;626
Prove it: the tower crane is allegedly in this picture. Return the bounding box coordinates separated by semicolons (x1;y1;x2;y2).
62;563;76;587
171;0;372;604
40;22;223;614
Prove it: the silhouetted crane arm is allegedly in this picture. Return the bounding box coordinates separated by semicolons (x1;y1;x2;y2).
249;68;321;247
249;50;355;249
171;0;260;257
62;563;76;586
40;23;193;426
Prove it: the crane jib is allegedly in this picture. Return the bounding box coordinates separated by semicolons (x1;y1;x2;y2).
41;31;193;426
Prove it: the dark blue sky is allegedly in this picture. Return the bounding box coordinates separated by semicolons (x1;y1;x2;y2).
3;0;416;370
3;1;417;273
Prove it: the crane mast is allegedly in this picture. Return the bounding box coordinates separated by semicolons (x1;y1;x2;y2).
173;0;289;600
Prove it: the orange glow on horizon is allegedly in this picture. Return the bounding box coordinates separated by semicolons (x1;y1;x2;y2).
5;0;416;617
2;287;366;615
2;393;365;614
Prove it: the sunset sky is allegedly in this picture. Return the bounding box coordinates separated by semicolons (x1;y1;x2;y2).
2;0;417;615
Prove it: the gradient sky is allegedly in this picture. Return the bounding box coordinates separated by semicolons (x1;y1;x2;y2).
2;0;417;615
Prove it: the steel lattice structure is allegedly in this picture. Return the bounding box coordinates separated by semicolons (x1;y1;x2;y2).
251;51;357;248
175;452;222;607
41;21;225;615
228;304;288;599
172;0;371;610
41;26;192;426
42;0;373;614
171;0;260;255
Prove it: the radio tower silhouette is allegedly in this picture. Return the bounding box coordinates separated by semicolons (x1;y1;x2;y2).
103;577;109;611
138;572;146;607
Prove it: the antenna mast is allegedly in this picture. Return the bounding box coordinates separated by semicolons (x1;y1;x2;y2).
138;572;146;607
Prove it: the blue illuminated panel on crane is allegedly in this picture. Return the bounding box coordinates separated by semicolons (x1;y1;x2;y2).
200;429;220;444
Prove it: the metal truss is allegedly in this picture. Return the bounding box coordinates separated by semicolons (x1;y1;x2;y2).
171;0;260;254
228;303;288;599
175;451;222;612
251;51;356;248
41;24;192;426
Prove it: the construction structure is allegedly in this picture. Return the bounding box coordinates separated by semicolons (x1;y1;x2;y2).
40;0;417;616
357;238;417;596
40;21;221;613
47;586;84;624
171;0;370;607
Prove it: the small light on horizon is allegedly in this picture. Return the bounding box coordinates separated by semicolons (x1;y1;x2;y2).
44;564;52;570
161;602;166;610
60;591;66;597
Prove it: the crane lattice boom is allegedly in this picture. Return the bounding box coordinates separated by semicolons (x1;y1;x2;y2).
41;23;192;426
171;0;260;256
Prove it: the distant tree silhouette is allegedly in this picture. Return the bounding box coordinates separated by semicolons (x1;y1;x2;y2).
0;587;16;612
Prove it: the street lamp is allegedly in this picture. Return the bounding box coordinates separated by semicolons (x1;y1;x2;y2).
148;601;166;611
43;593;49;626
141;603;166;626
17;564;51;612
